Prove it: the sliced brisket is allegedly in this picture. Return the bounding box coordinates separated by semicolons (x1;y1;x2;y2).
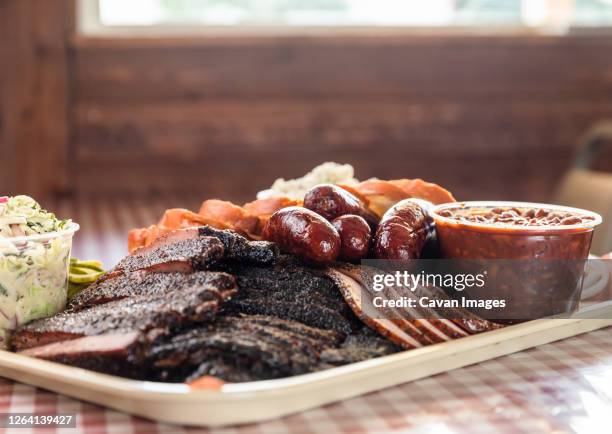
109;236;225;277
69;271;236;312
130;228;202;256
12;278;226;351
319;327;401;367
131;226;278;267
220;256;360;334
19;333;146;379
17;313;400;382
198;226;278;266
148;314;346;382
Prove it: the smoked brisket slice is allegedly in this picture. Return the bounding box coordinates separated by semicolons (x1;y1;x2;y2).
220;256;360;335
149;314;399;383
69;271;236;312
148;314;345;382
108;236;225;278
319;327;401;367
11;281;224;351
131;226;278;267
198;226;278;266
19;333;146;379
18;313;400;382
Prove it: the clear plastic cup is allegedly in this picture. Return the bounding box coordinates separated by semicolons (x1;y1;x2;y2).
0;222;80;348
430;202;602;321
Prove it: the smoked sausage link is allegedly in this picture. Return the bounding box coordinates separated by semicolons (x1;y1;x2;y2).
263;206;341;264
303;184;379;228
332;215;372;263
374;199;434;260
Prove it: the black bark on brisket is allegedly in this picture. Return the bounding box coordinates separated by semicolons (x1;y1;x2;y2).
198;226;278;266
69;271;236;312
17;314;400;382
110;236;225;276
114;225;277;275
220;256;360;334
319;327;401;367
12;279;226;351
18;333;147;379
149;314;345;382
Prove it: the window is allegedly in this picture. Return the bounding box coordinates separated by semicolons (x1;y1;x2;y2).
80;0;612;35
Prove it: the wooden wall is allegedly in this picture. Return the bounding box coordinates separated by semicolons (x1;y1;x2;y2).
72;35;612;203
2;0;612;203
0;0;73;199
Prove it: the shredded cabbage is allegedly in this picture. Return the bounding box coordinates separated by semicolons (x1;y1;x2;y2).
0;195;71;238
0;196;73;348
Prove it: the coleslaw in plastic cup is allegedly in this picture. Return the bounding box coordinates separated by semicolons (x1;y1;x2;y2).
0;196;79;348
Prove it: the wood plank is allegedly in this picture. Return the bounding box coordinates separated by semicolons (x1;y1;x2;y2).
73;151;570;204
74;99;612;160
0;1;17;194
74;35;612;102
0;0;73;198
70;34;612;202
72;97;612;201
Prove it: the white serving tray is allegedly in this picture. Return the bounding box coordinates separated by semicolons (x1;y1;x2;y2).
1;301;611;427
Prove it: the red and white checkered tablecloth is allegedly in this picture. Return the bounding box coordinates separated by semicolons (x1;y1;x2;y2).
1;196;611;433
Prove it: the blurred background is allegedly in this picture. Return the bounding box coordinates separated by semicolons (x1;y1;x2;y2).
1;0;612;257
